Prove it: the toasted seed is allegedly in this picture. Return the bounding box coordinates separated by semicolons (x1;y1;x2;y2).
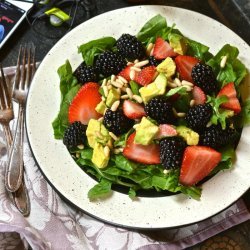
168;82;178;88
126;87;133;99
116;78;124;85
102;78;107;86
133;94;143;103
109;131;118;141
220;55;228;68
107;79;111;85
163;169;171;174
131;66;141;72
146;43;154;56
182;85;193;91
77;144;84;150
103;86;108;97
104;146;110;157
190;99;195;107
121;86;127;92
98;117;104;122
121;94;129;99
174;78;182;86
134;59;139;64
101;96;106;102
181;80;194;87
114;147;124;154
127;61;133;66
134;60;149;68
177;112;186;118
111;74;116;82
76;152;80;158
133;124;139;129
107;85;112;90
130;69;136;80
111;100;120;111
172;107;178;117
118;75;128;84
107;139;113;149
111;81;123;88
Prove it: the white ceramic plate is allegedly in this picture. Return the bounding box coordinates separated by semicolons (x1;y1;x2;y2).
26;5;250;229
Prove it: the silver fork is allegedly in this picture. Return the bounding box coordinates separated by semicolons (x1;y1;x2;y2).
5;44;36;193
0;64;30;216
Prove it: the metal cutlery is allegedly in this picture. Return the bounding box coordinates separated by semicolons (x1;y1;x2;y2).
5;44;36;193
0;64;30;216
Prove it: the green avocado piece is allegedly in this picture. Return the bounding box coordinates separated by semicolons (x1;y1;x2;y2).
139;73;167;103
176;126;199;145
156;57;176;78
95;100;107;115
135;117;159;145
168;33;187;55
106;87;120;107
86;119;110;148
92;142;109;168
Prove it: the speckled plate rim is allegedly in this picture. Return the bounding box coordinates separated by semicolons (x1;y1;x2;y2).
26;5;250;229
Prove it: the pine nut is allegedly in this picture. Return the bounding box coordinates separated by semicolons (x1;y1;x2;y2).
107;85;112;90
146;43;154;56
77;144;84;150
220;55;228;68
118;75;128;84
121;94;129;99
134;59;139;64
131;66;141;72
181;80;193;87
172;107;178;117
132;94;143;103
103;86;108;97
182;85;193;91
174;78;182;86
134;60;149;68
133;124;139;129
104;146;110;157
121;86;127;92
177;112;186;118
76;152;80;158
126;87;133;99
111;74;116;82
168;82;178;88
109;132;118;141
190;99;195;107
114;148;124;154
127;61;133;66
102;78;107;86
130;69;136;80
101;96;106;102
98;117;104;122
111;100;120;111
111;81;123;88
116;78;124;85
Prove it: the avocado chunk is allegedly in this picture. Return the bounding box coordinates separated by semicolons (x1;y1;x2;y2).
176;126;199;145
168;33;187;55
106;87;120;107
156;57;176;78
135;117;159;145
86;119;110;148
95;100;107;115
139;73;167;103
92;142;110;168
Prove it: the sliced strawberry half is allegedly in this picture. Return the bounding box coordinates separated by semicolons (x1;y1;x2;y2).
180;146;221;186
217;82;241;114
68;82;102;125
123;132;160;164
118;65;133;81
134;65;156;86
192;86;206;105
152;37;177;60
122;100;146;119
155;124;177;139
175;55;199;83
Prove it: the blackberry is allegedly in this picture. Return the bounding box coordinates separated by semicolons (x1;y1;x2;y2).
63;121;86;148
145;97;176;124
191;63;218;94
185;104;213;132
103;109;134;136
148;56;161;66
73;63;97;85
95;51;126;77
117;33;146;61
160;137;187;169
199;124;239;149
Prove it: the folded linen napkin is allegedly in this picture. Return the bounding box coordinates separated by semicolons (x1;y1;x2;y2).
0;66;249;250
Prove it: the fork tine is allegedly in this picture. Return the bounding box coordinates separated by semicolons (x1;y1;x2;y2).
20;45;27;90
25;46;31;90
0;64;8;110
31;44;36;78
14;46;22;90
0;64;12;109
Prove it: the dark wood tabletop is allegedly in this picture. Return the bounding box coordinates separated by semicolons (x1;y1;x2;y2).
1;0;250;249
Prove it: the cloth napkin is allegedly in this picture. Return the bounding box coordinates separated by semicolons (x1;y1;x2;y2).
0;66;249;250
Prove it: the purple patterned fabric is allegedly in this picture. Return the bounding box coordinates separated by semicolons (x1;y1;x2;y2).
0;66;249;250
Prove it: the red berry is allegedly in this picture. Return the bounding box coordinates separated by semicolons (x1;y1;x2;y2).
152;37;177;60
192;86;206;105
155;124;177;139
134;66;156;86
122;100;146;119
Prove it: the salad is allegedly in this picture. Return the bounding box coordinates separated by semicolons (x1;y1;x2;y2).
52;14;249;201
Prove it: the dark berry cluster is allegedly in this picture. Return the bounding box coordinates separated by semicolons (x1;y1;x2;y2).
73;63;97;85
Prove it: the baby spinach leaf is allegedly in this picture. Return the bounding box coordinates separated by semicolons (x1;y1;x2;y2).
165;86;187;97
186;39;212;61
88;178;112;200
180;186;201;200
129;80;140;95
52;60;80;139
78;37;116;65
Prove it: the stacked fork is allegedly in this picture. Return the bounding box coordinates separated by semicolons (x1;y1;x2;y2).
0;44;36;216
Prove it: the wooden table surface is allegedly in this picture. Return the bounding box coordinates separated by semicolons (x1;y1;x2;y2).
1;0;250;249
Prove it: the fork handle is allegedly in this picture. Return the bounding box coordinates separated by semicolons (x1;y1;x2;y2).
6;105;24;192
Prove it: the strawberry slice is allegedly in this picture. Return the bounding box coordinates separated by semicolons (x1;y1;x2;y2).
179;146;221;186
175;55;199;82
192;86;206;105
68;82;102;125
122;100;146;119
155;124;177;139
123;132;160;164
134;65;156;86
152;37;177;60
217;82;241;114
118;65;133;81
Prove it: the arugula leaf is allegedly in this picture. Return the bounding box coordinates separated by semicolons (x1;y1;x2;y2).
207;44;247;86
78;37;116;65
88;178;112;200
137;14;167;44
52;61;80;139
186;39;212;61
